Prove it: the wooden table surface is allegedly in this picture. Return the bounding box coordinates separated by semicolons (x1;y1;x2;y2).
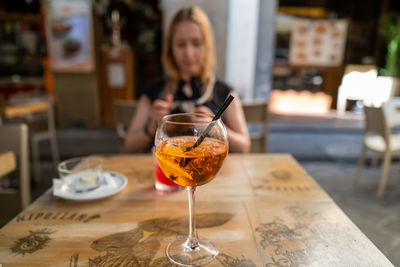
0;154;393;266
0;151;16;178
3;100;48;118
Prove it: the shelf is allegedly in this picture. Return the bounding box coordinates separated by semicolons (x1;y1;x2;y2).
274;62;344;71
0;11;41;23
0;76;43;87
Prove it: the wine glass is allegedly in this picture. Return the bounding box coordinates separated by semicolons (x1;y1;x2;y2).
155;113;228;266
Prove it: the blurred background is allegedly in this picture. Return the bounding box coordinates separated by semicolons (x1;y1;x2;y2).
1;0;400;264
1;0;399;124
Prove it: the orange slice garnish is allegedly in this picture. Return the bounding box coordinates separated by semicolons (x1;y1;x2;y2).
155;152;193;181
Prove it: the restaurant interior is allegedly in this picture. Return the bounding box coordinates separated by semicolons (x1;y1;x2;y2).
0;0;400;266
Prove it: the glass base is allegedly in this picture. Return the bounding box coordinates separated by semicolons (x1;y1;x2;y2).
166;236;218;266
155;181;182;193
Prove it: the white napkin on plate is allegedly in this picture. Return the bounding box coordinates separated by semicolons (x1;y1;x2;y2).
103;172;119;188
53;172;120;200
52;178;66;197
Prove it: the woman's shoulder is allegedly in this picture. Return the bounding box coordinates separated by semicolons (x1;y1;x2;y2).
140;77;166;101
142;76;166;92
214;79;233;92
213;78;233;100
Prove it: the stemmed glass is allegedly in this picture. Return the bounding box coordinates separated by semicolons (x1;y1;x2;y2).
155;113;228;266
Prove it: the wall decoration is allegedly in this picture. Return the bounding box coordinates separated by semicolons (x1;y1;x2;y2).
45;0;94;72
290;19;348;66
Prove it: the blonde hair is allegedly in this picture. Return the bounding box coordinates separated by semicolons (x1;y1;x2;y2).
162;6;216;96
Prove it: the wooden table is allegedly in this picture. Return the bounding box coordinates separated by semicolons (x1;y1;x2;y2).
0;154;393;266
3;100;49;119
0;151;16;178
0;100;49;126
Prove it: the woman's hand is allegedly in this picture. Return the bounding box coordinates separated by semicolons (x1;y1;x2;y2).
147;94;173;135
194;105;214;117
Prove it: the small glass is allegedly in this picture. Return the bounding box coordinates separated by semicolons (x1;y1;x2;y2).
58;157;104;193
152;147;182;193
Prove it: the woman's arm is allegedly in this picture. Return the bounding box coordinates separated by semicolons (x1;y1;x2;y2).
222;91;250;153
195;91;250;153
124;95;172;153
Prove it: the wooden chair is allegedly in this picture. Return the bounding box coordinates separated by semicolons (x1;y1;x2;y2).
355;105;400;198
0;123;31;225
242;101;269;153
30;96;59;184
112;100;138;151
3;96;59;184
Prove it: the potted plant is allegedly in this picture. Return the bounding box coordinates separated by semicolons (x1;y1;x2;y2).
381;12;400;77
379;12;400;97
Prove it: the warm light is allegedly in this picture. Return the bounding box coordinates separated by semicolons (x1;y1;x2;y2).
269;90;332;115
337;68;397;113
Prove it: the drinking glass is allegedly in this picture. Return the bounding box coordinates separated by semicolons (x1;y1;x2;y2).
155;113;228;266
58;157;104;193
152;147;183;193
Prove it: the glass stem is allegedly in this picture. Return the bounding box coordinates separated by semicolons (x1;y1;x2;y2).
186;186;199;250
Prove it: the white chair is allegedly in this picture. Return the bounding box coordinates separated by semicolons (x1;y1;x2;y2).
242;101;269;153
0;123;31;225
355;105;400;198
383;97;400;128
336;64;377;114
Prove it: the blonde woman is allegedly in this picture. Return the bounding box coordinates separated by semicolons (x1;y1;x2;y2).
125;6;250;153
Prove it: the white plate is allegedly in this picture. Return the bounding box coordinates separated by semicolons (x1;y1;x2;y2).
53;171;128;201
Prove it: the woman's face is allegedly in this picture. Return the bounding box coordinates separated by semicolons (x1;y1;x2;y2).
171;20;206;80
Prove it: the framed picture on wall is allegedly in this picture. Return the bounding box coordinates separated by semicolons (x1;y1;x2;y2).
45;0;94;72
289;19;348;66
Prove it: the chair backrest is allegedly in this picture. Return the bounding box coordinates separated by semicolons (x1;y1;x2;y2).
343;64;377;76
112;100;138;149
242;101;269;153
336;64;378;113
363;106;389;141
0;123;30;212
383;97;400;128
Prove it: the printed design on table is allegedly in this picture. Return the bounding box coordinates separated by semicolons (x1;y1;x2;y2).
270;170;291;181
86;212;255;267
15;211;101;223
10;228;55;255
252;170;311;192
216;252;257;267
129;166;154;183
255;205;367;266
70;253;79;267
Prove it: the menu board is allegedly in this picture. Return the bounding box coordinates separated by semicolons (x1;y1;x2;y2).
289;19;348;66
45;0;94;72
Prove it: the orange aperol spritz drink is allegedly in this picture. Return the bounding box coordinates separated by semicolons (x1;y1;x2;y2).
155;113;228;266
155;136;227;187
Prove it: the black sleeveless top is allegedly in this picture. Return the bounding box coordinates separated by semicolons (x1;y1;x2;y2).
140;77;233;114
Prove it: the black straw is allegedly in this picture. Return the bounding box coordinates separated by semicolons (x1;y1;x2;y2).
186;95;234;152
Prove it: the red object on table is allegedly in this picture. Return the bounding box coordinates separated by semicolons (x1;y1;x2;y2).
154;163;179;186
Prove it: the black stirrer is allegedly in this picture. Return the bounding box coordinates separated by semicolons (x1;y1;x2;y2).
185;95;234;152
